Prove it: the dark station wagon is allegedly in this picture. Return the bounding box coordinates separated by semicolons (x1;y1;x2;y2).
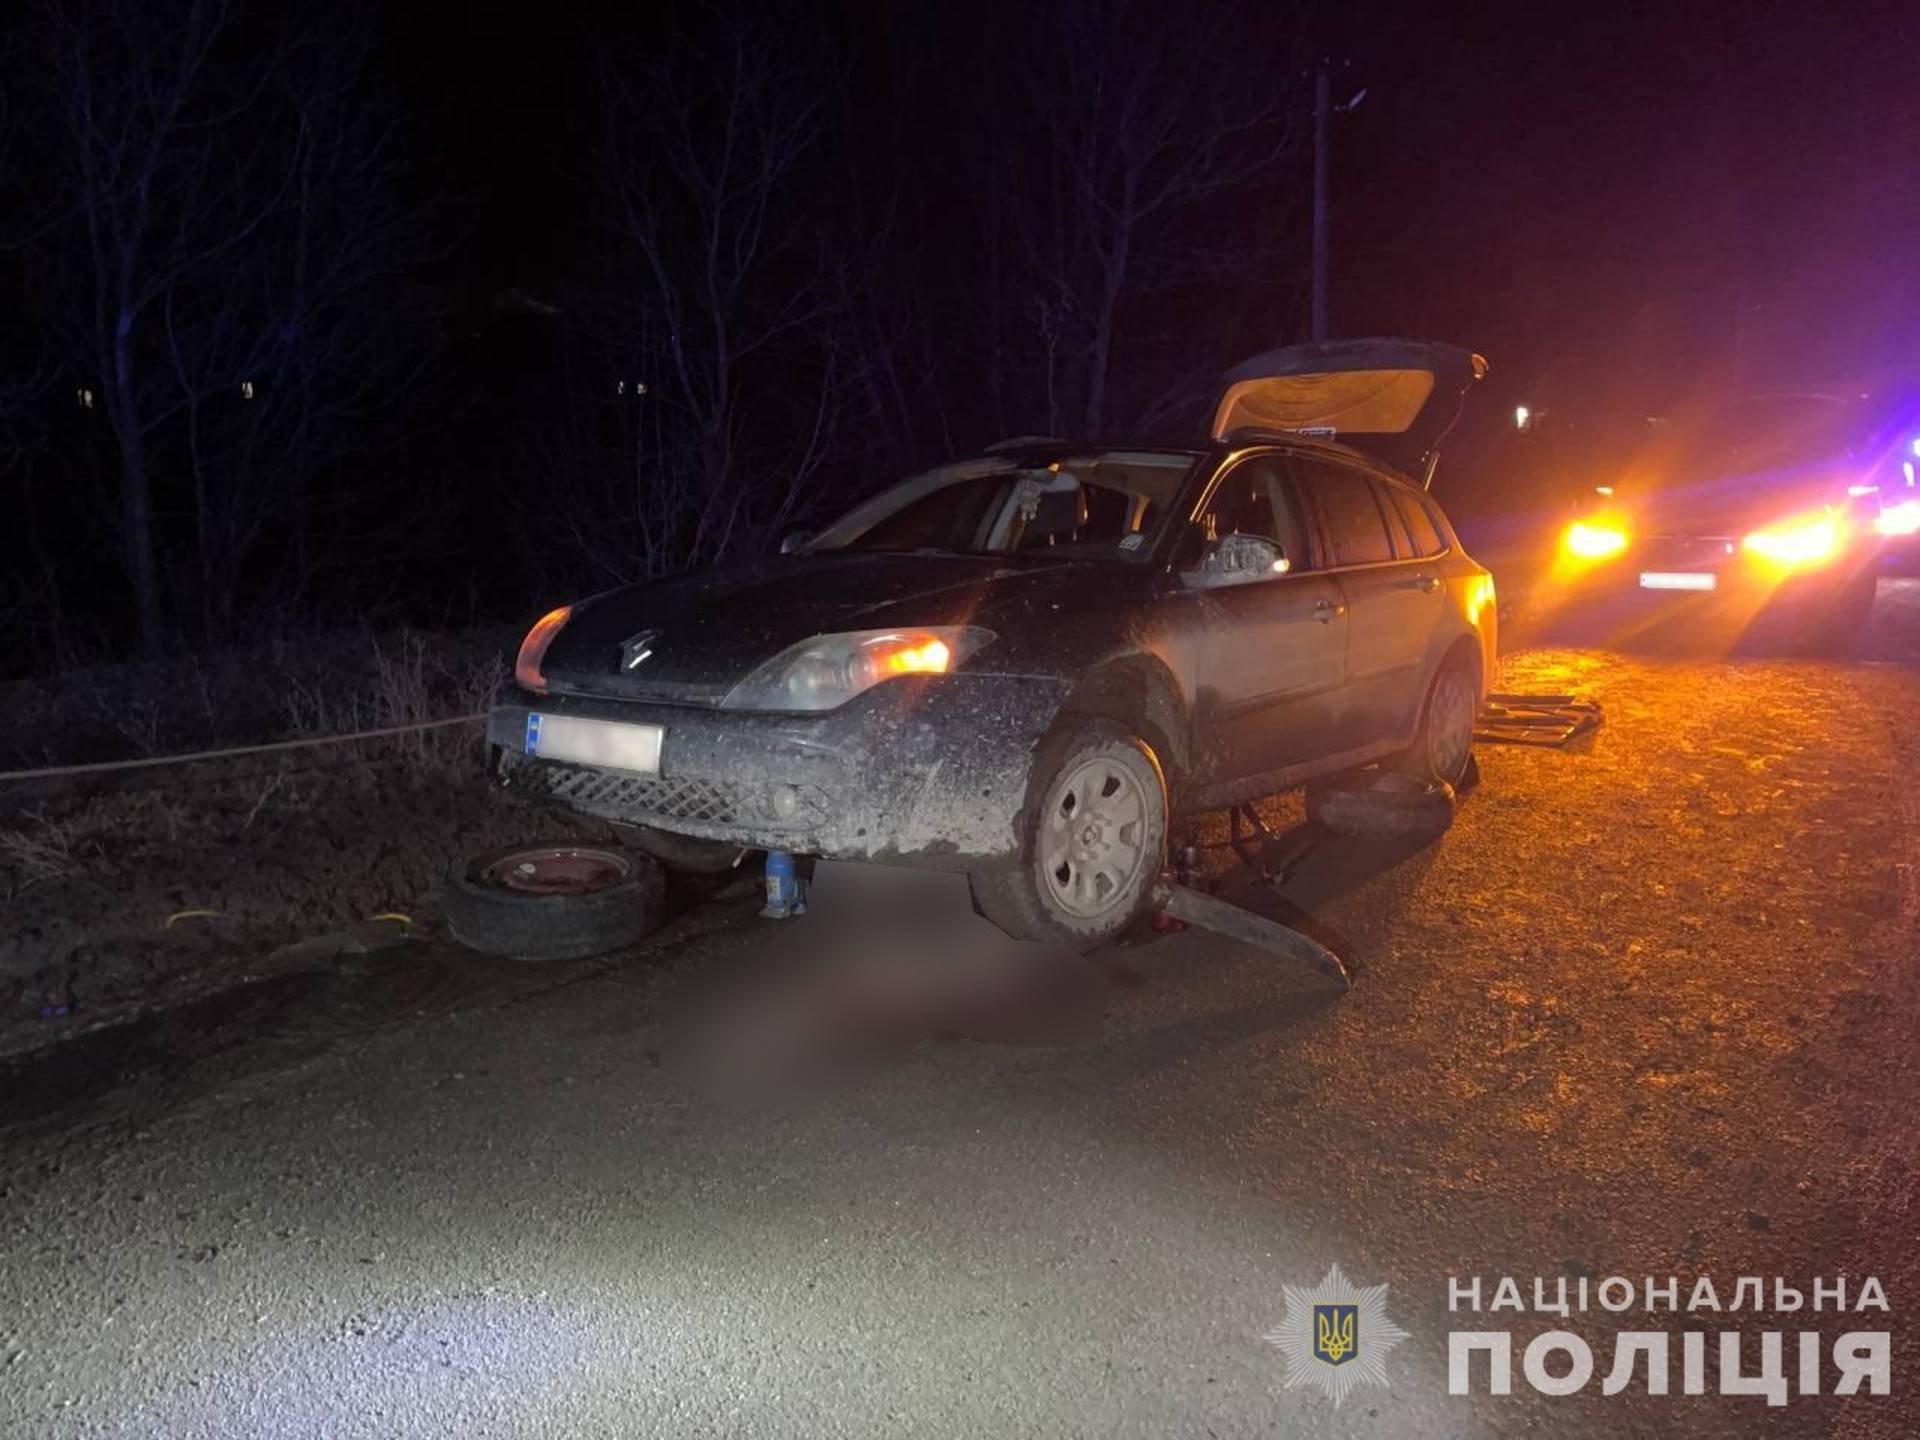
490;339;1498;946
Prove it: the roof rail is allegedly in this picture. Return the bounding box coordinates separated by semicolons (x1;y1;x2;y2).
983;435;1066;453
1219;425;1335;448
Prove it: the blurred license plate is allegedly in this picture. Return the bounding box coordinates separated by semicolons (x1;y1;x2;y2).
1639;571;1716;591
525;713;663;773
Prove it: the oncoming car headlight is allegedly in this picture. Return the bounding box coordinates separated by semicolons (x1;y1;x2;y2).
1875;499;1920;537
721;626;994;712
1563;520;1629;559
1742;515;1842;568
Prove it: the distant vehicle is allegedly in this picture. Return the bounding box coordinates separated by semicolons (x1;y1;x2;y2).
489;340;1496;947
1556;389;1918;633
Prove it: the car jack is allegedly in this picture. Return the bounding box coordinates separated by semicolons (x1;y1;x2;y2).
1226;804;1276;873
1224;804;1326;883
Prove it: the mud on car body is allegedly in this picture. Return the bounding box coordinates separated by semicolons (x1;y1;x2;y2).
489;339;1497;947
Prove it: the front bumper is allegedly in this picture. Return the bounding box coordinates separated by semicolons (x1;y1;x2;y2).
1563;534;1880;602
488;673;1073;866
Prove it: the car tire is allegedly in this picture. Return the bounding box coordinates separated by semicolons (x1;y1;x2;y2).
444;842;666;962
1306;771;1456;839
969;718;1168;951
1394;655;1478;786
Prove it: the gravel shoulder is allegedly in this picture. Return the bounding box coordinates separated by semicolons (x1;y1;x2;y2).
2;632;1918;1436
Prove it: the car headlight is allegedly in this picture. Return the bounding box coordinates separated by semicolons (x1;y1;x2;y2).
1875;499;1920;537
1563;520;1629;559
1742;515;1842;567
720;626;994;712
515;605;574;693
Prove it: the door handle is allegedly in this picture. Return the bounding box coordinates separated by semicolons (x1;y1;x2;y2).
1405;574;1442;593
1313;599;1344;623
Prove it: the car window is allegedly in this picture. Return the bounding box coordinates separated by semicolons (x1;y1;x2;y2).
854;474;1013;551
815;451;1197;559
1296;459;1395;567
1388;487;1447;557
1377;482;1416;557
1195;456;1313;570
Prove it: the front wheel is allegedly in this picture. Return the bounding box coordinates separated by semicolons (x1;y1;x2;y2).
970;718;1168;950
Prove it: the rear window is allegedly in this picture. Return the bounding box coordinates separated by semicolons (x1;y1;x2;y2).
1300;462;1395;567
1377;483;1415;557
1389;488;1447;556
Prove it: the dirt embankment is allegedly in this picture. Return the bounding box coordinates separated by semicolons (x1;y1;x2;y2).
0;626;523;773
0;743;593;1061
0;628;596;1061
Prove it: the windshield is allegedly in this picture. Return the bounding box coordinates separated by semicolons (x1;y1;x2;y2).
1665;396;1866;481
1619;396;1872;533
809;450;1199;558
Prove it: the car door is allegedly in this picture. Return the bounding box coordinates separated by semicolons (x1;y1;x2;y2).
1292;455;1447;747
1170;453;1351;791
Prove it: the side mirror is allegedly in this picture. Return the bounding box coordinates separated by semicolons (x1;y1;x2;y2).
1179;532;1290;590
778;531;811;555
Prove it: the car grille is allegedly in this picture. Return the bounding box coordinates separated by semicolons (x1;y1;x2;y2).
519;759;830;831
1641;535;1738;567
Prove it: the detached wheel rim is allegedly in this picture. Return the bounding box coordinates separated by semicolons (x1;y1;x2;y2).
1427;671;1476;782
479;845;633;896
1038;754;1153;921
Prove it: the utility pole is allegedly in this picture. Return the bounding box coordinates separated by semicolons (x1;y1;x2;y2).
1310;58;1330;343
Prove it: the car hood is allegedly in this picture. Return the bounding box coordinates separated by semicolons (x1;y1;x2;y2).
1209;337;1487;477
1635;472;1851;537
538;551;1111;705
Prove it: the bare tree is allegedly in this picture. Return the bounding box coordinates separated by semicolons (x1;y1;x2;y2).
33;0;278;652
532;299;845;589
26;0;429;652
818;183;960;475
586;8;841;562
517;7;847;588
1001;0;1309;437
159;25;431;640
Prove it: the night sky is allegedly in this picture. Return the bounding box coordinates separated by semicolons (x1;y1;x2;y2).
7;0;1917;665
409;0;1920;410
425;0;1920;504
1332;1;1920;416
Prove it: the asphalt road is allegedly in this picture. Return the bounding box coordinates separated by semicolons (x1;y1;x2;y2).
4;591;1920;1438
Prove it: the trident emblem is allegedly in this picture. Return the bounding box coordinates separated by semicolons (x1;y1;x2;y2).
1312;1304;1358;1366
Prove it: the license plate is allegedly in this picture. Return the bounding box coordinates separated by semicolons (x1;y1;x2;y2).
1639;571;1717;591
525;713;664;774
